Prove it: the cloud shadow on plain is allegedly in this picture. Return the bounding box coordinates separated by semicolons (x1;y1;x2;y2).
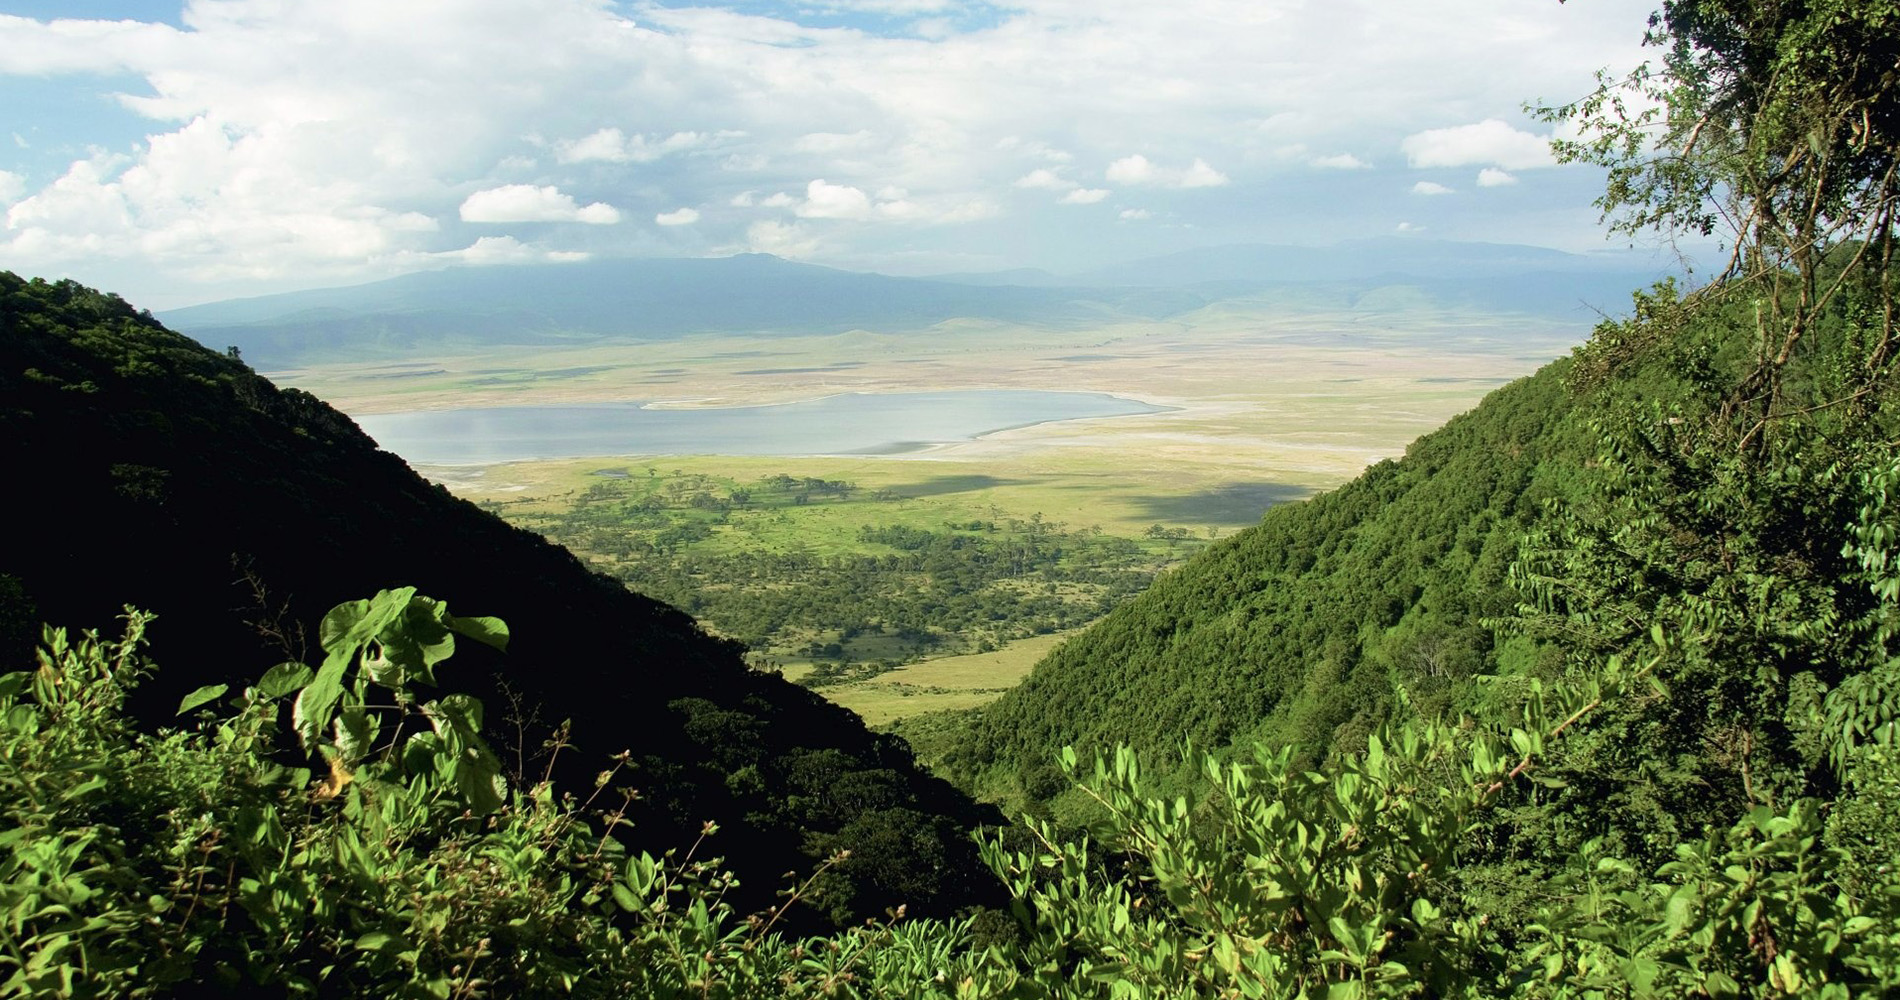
1131;482;1312;526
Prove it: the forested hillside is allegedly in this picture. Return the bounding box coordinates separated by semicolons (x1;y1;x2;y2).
945;357;1590;801
0;272;1001;926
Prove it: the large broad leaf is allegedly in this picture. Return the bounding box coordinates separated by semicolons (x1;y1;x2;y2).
256;662;314;700
293;646;355;750
447;614;510;652
176;683;228;716
319;587;417;655
335;706;377;763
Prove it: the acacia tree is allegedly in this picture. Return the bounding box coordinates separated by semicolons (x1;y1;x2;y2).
1540;0;1899;446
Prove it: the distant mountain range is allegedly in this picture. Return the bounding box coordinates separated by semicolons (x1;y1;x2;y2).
160;239;1677;368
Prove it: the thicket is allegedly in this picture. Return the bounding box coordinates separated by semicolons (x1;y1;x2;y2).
7;589;1895;997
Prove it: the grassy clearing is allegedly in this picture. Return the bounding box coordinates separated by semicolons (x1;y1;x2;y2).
818;632;1071;726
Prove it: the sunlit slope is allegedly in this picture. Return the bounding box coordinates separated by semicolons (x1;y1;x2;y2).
0;272;1000;926
951;356;1592;795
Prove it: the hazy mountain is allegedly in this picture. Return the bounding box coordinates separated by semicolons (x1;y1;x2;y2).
161;254;1193;367
158;241;1676;368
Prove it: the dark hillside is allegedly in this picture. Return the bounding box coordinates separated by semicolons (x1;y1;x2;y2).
949;354;1594;800
0;272;1000;926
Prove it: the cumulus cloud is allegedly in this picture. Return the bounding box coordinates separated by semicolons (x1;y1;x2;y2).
1119;208;1151;220
656;206;700;226
0;169;22;203
459;184;620;224
1401;119;1556;170
1396;221;1426;232
1013;168;1069;190
1312;153;1369;170
555;128;734;164
1105;155;1156;185
1411;180;1455;195
1477;167;1518;187
795;179;874;220
1105;154;1228;189
1060;188;1109;204
1178;159;1230;188
433;235;589;265
0;0;1653;302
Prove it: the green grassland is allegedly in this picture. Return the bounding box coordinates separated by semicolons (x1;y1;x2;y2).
817;631;1071;725
287;305;1584;725
464;464;1200;679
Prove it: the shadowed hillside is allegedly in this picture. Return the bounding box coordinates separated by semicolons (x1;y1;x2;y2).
0;272;1001;927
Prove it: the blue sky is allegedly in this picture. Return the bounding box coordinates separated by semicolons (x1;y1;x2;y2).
0;0;1663;309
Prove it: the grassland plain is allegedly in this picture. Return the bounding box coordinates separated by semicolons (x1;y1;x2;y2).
284;303;1585;724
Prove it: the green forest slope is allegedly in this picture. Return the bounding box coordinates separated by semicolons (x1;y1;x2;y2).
0;272;1001;926
948;357;1590;800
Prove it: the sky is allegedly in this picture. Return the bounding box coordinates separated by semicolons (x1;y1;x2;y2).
0;0;1665;309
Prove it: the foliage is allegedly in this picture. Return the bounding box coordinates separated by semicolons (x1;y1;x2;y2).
0;594;1007;998
8;593;1894;998
1537;0;1898;452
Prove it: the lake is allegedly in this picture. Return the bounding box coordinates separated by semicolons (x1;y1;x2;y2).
356;389;1167;464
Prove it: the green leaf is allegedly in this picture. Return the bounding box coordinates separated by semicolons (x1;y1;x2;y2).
355;930;397;952
176;683;228;716
256;662;314;699
293;647;353;749
335;707;376;763
447;614;509;652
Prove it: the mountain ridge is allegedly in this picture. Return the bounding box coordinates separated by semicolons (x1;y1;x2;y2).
158;240;1674;368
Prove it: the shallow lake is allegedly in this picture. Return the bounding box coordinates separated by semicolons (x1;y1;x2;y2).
357;389;1167;464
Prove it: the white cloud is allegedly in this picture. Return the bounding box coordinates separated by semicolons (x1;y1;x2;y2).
792;130;876;153
1013;168;1069;190
1311;153;1369;170
0;0;1656;302
1477;167;1518;187
1178;158;1229;188
655;206;700;226
433;235;589;265
1106;154;1229;189
1396;221;1425;232
745;219;818;258
1411;181;1455;195
0;169;22;203
796;179;874;220
728;190;755;207
459;184;620;224
555;128;730;164
1119;208;1151;220
1105;154;1156;185
760;191;797;208
1401;119;1556;171
881;196;998;224
1060;188;1109;204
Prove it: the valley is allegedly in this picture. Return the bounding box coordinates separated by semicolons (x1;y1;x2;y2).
282;301;1587;727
